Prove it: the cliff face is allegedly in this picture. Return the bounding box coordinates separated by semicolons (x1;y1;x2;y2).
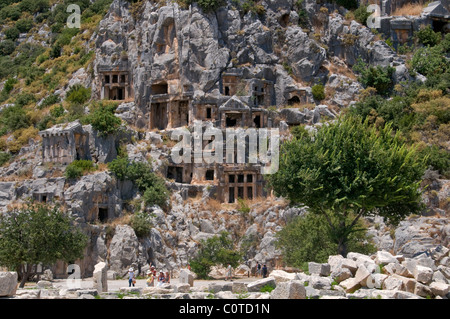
92;0;410;125
1;0;447;281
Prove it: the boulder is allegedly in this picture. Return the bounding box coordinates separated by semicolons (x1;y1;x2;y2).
309;275;332;290
0;272;18;297
37;280;53;289
429;282;449;297
270;280;306;299
247;277;276;292
375;251;398;265
179;269;194;287
308;262;331;277
413;265;433;285
269;270;296;283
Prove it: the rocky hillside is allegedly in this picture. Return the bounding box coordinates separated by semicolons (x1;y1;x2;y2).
0;0;448;289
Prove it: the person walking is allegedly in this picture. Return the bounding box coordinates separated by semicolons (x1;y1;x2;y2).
128;268;136;287
225;264;233;281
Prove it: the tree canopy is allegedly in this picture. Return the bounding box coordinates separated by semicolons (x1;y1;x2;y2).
268;115;426;256
0;203;88;287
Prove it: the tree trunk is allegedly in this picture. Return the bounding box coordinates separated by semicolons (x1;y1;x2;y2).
338;240;348;258
19;264;31;289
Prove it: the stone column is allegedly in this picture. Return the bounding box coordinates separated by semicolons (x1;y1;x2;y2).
93;262;108;293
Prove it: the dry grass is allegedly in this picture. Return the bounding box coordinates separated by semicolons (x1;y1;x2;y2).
392;2;425;16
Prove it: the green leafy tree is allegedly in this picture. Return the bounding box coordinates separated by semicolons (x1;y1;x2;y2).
276;212;376;266
267;115;426;257
0;203;88;288
189;232;242;279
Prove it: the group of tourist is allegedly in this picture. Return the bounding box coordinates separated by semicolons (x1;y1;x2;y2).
255;262;268;278
127;265;171;287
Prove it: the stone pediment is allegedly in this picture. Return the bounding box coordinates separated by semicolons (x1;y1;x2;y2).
422;1;450;18
219;96;250;111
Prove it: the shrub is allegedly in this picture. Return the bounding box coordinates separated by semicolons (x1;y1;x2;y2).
86;102;121;136
15;19;34;33
129;211;153;238
196;0;225;12
65;159;97;179
0;5;21;21
414;25;441;47
311;84;325;101
2;78;17;95
107;156;129;180
410;45;448;77
0;152;11;166
353;59;395;95
142;181;170;207
353;4;370;26
40;94;61;109
49;104;65;118
0;40;16;56
66;84;91;105
0;106;30;132
4;27;20;41
15;92;36;107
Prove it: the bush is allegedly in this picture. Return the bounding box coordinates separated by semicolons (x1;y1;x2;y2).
65;159;97;179
311;84;325;101
189;232;242;279
15;19;33;33
2;78;17;95
0;152;11;166
0;106;30;132
129;211;153;238
18;0;50;14
4;27;20;41
143;181;170;207
353;59;395;95
0;40;16;56
108;156;129;180
108;157;170;208
414;25;441;47
86;102;121;136
66;84;91;105
0;5;21;21
40;94;61;109
353;4;370;26
410;45;448;77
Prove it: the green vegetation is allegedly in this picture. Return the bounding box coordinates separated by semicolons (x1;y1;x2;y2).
353;59;395;96
108;157;170;208
65;159;97;179
189;231;242;279
311;84;325;101
0;202;88;288
276;212;376;265
85;102;122;136
129;211;153;238
268;115;426;257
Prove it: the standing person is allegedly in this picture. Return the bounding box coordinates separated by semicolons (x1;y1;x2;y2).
256;262;261;277
128;268;135;287
225;264;233;281
262;264;268;278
